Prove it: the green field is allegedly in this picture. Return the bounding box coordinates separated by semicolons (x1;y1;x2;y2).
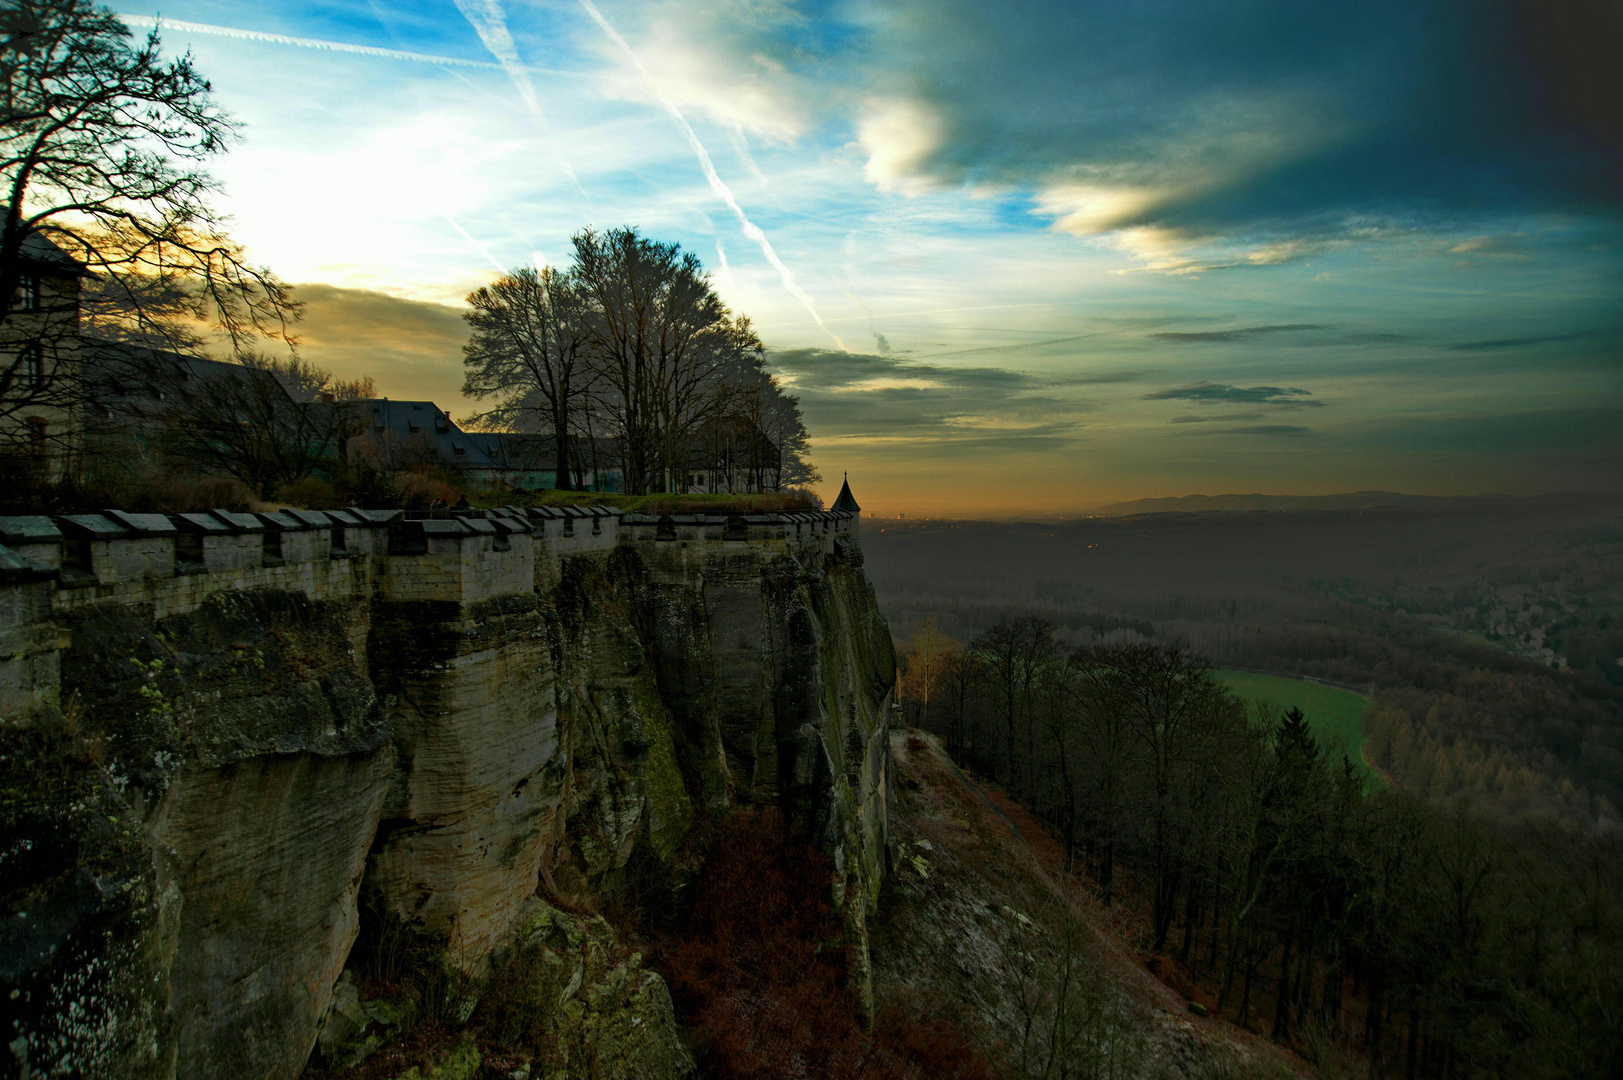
1212;670;1384;789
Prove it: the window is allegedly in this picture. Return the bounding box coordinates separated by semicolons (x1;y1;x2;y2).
262;528;283;567
63;539;93;580
16;272;39;311
21;344;43;389
25;416;47;446
175;532;205;574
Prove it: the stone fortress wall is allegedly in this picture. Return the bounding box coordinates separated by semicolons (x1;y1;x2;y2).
0;502;892;1080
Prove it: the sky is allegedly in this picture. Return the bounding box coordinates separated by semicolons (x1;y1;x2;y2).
109;0;1623;515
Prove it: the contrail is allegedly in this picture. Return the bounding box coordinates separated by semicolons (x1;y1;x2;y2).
444;215;509;274
714;240;737;292
450;0;583;191
124;12;583;189
118;14;541;72
842;289;890;353
576;0;847;352
451;0;543;119
729;126;771;189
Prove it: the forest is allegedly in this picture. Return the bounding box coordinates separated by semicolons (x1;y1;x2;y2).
874;501;1623;1077
895;628;1621;1078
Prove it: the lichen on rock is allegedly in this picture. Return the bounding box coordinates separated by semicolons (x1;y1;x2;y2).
2;510;888;1080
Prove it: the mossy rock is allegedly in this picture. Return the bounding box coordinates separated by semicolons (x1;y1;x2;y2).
394;1037;480;1080
633;667;694;862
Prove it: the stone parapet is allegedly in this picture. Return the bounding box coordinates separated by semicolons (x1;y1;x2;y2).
0;499;885;1080
0;505;859;620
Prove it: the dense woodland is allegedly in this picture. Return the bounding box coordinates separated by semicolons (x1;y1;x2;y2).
895;623;1622;1078
870;508;1623;831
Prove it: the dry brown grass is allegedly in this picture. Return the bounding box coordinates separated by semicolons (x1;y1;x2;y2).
654;809;995;1080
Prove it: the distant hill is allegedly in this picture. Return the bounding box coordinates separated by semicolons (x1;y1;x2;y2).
1092;490;1514;517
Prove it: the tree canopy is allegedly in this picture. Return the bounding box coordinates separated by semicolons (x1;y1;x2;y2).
1;0;296;353
462;226;817;495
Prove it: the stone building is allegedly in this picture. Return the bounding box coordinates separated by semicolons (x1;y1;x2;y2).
460;430;627;492
1;232;88;480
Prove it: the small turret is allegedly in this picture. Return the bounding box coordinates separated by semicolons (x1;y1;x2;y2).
831;473;860;513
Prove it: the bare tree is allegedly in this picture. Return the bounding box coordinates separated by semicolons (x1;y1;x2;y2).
1072;651;1143;904
1004;899;1143;1080
972;616;1058;789
901;618;958;723
461;265;588;490
1097;643;1234;951
570;226;762;495
935;647;983;763
142;351;368;496
1;0;297;460
761;375;818;489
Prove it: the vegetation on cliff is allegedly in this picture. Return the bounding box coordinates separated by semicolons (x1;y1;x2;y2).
896;630;1623;1079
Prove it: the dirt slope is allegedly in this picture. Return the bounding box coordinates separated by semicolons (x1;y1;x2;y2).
870;730;1314;1079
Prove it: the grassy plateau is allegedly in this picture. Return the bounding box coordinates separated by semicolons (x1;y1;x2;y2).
1212;670;1384;790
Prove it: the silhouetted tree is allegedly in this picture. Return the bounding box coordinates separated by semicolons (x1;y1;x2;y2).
147;352;369;496
1;0;297;461
570;226;759;494
461;266;589;490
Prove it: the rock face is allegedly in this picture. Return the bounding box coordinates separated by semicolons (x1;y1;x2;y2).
0;506;891;1080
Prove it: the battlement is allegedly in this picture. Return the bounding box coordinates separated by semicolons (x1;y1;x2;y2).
0;504;859;718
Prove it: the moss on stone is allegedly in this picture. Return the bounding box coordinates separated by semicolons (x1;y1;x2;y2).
632;667;693;862
393;1037;480;1080
553;555;599;634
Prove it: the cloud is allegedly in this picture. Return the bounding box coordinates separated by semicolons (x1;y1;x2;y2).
1149;324;1330;343
859;97;951;193
770;347;1092;451
1142;381;1326;408
589;0;825;141
1049;371;1145;387
846;0;1623;264
1168;413;1265;424
770;347;1035;392
1449;332;1591;352
1358;407;1622;453
289;284;471;408
1211;425;1314;436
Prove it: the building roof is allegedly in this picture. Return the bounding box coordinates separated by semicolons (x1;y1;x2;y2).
346;399;501;470
831;473;860;512
13;226;90;275
79;337;295;419
462;432;623;472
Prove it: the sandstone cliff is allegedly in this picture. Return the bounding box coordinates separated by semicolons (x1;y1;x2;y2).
0;505;893;1080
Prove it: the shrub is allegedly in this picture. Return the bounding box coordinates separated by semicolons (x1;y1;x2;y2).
657;810;994;1080
47;467;259;514
393;474;461;510
274;476;341;509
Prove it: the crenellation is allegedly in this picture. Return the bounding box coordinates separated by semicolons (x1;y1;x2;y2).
0;515;63;570
0;545;64;719
0;498;886;1079
0;504;858;626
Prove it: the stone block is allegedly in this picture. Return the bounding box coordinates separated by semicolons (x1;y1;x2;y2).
0;516;63;570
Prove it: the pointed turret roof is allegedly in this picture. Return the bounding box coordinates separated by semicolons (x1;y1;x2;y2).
831;473;860;512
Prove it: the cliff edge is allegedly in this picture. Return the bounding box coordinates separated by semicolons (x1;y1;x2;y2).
0;505;893;1080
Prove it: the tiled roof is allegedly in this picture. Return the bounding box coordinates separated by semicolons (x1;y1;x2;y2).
348;399;501;469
